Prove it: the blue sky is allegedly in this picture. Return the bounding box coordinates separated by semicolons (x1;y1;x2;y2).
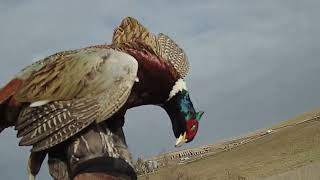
0;0;320;179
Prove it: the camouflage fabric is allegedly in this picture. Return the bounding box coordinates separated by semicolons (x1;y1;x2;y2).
46;116;136;180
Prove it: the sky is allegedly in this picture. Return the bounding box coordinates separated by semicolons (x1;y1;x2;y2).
0;0;320;179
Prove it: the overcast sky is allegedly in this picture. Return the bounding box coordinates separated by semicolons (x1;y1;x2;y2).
0;0;320;179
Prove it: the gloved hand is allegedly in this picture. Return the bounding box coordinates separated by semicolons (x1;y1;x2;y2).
28;114;137;180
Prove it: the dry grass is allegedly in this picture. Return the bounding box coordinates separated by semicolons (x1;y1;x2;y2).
140;110;320;180
271;108;320;128
139;165;197;180
263;162;320;180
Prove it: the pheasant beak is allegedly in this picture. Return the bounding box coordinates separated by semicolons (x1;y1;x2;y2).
175;132;187;147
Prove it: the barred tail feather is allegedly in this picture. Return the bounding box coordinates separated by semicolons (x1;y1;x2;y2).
16;97;100;152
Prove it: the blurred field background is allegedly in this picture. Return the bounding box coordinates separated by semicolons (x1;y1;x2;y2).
139;109;320;180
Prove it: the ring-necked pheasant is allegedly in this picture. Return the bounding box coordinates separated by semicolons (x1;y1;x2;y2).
0;17;204;179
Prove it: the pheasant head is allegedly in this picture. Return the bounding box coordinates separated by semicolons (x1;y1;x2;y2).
163;79;204;147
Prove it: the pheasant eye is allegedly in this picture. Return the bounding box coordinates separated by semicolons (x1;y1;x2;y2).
191;124;197;131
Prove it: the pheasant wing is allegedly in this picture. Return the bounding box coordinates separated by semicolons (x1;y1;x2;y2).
11;47;138;151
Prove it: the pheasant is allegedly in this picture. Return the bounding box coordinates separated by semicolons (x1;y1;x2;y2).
0;17;204;179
